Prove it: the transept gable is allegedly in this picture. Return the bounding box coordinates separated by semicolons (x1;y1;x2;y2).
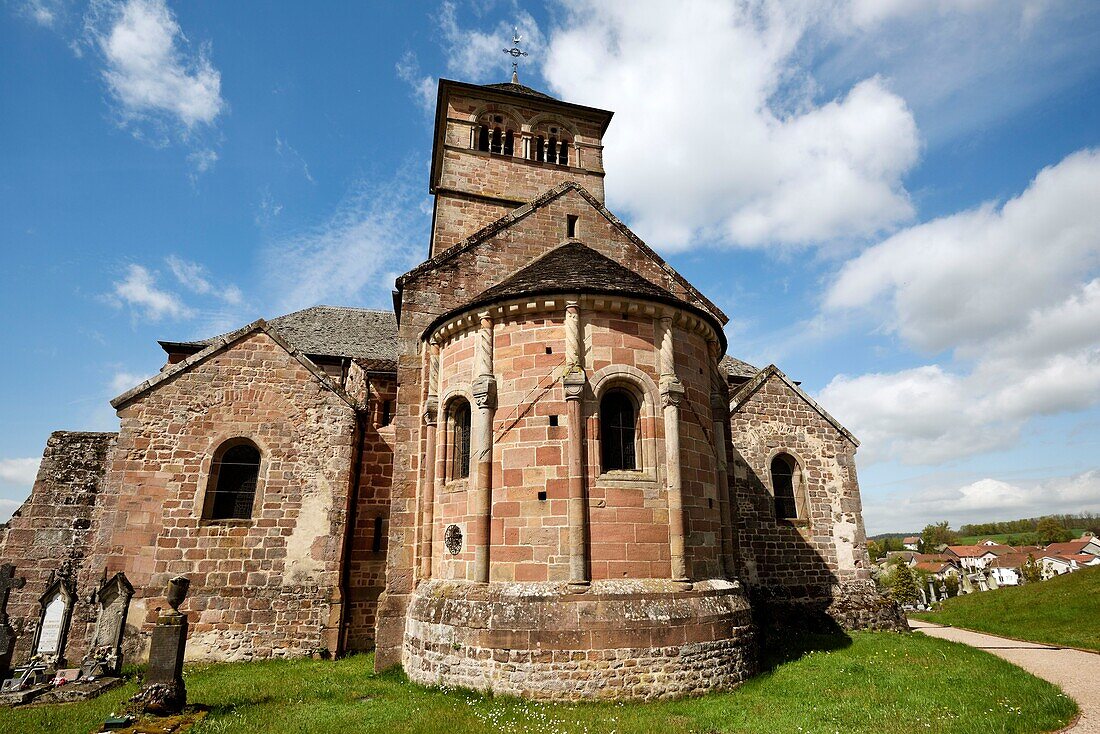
110;320;359;412
730;365;859;447
397;181;727;325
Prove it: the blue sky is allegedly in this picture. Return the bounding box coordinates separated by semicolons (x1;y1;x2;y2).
2;0;1099;534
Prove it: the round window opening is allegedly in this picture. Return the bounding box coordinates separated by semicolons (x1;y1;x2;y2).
444;524;463;555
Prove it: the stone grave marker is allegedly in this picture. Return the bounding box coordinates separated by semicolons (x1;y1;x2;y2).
32;569;76;667
81;572;133;679
0;564;25;679
132;576;190;716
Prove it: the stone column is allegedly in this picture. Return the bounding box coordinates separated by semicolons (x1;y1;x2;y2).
418;341;440;581
563;300;589;591
471;313;497;584
659;316;690;587
709;341;736;578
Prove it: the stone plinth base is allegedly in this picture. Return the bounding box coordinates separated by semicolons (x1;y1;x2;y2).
404;578;755;701
752;580;906;633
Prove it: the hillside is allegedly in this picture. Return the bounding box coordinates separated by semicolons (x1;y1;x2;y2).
911;566;1100;652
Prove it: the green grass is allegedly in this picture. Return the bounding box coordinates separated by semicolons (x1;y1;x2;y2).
0;632;1076;734
953;529;1087;545
912;564;1100;652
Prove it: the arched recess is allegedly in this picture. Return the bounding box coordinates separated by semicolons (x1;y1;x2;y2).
589;364;660;479
440;392;473;483
202;437;263;520
766;448;808;524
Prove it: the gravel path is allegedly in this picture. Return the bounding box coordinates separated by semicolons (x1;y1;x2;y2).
910;619;1097;732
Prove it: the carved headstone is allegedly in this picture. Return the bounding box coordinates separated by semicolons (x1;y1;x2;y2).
132;576;189;715
32;567;76;668
81;572;134;679
0;564;26;678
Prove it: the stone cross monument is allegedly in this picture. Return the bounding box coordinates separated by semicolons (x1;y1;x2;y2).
0;564;26;678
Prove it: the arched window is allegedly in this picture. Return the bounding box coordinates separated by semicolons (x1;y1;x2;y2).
490;127;503;154
449;400;471;480
601;389;637;471
476;125;490;152
771;454;799;520
206;440;260;520
557;139;570;166
503;130;515;156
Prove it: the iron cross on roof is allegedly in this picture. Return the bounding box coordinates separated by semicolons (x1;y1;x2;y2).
503;27;528;82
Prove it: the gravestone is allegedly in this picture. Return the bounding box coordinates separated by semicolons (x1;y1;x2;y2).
32;569;76;668
0;564;25;679
81;572;134;679
132;576;189;716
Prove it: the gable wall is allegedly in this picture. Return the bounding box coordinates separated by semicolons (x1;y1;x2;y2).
730;375;871;602
89;331;358;661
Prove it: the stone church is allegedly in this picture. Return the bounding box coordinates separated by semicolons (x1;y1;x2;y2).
0;75;900;700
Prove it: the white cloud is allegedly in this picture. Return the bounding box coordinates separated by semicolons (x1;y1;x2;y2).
0;458;41;486
0;499;21;524
542;1;920;251
111;263;193;321
438;0;544;83
864;470;1100;533
274;133;314;183
261;163;430;312
395;51;437;113
166;255;242;305
820;149;1100;464
90;0;224;127
19;0;62;26
109;370;150;394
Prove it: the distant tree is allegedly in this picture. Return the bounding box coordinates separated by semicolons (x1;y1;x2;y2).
867;540;884;561
1021;554;1042;584
920;521;958;552
943;576;960;598
1037;518;1073;545
890;563;920;606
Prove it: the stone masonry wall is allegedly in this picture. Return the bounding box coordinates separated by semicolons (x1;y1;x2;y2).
404;579;755;701
378;186;732;668
729;373;895;629
344;374;395;652
89;331;358;661
0;431;117;666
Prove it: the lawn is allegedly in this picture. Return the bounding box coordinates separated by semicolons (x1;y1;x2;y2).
953;529;1087;545
912;564;1100;652
0;631;1076;734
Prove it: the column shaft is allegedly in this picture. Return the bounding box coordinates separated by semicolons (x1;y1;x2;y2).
564;301;589;589
659;316;690;585
418;342;440;580
471;314;497;584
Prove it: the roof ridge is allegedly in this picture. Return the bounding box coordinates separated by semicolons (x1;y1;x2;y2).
397;181;727;325
729;364;859;447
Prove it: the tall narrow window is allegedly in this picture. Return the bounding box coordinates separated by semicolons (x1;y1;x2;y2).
558;139;570;166
477;125;490;152
771;454;798;520
490;127;503;154
535;136;545;162
450;400;471;480
207;441;260;520
567;214;578;239
601;389;637;471
503;130;515;156
548;136;558;163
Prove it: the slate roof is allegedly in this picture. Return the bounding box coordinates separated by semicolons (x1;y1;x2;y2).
483;81;556;100
162;306;397;369
476;242;674;302
720;354;758;379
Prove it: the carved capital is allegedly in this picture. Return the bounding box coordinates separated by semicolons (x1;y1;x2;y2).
563;366;586;400
472;375;497;409
423;396;439;425
660;377;685;407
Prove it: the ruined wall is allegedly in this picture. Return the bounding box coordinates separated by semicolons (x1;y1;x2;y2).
0;431;117;666
90;331;358;661
343;374;395;652
729;373;900;630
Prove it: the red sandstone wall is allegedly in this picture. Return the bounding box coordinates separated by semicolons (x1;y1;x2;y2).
378;187;729;667
730;374;871;600
343;374;395;651
90;332;358;661
0;431;117;666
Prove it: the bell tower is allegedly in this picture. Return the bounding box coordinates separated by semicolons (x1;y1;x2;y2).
427;76;614;256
